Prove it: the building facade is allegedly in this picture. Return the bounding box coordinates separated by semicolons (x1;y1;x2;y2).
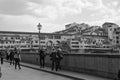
0;31;72;53
0;22;120;54
55;22;120;53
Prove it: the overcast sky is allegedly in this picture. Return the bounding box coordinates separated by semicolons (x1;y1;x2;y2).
0;0;120;33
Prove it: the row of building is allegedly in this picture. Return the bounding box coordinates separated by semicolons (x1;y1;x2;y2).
0;22;120;53
55;22;120;53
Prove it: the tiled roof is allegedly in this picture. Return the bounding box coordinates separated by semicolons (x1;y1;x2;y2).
102;22;118;27
0;31;72;36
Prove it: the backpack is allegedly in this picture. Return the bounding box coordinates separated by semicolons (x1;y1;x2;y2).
57;51;63;59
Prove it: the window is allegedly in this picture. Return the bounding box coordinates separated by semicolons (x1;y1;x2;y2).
116;36;119;39
71;42;79;44
116;32;119;34
72;39;75;41
28;45;30;48
40;36;45;40
116;40;119;43
21;45;27;48
18;37;20;39
40;41;45;43
33;45;39;47
72;46;79;48
48;35;53;39
54;35;61;39
35;41;38;43
26;41;30;43
11;37;14;39
11;46;14;48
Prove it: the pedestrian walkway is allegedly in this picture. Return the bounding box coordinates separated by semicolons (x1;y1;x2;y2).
20;62;112;80
0;62;112;80
0;62;73;80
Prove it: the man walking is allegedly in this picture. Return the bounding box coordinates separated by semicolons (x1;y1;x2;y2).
50;49;58;71
56;48;63;70
39;49;46;68
14;49;21;70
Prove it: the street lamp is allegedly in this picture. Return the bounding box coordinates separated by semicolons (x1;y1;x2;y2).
37;23;42;52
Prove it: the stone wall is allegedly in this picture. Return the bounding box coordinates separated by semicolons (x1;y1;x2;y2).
21;52;120;79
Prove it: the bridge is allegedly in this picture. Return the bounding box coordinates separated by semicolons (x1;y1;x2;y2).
0;61;111;80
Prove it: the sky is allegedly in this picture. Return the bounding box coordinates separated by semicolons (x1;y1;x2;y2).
0;0;120;33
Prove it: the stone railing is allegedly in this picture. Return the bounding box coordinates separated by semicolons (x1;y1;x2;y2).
21;52;120;79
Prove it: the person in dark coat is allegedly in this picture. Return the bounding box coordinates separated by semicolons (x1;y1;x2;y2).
0;50;4;64
50;49;58;71
39;49;46;68
6;50;10;60
9;50;15;65
56;48;63;70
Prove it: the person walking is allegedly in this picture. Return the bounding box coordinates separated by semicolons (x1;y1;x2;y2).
14;50;21;70
39;49;46;68
9;50;15;65
50;49;58;71
6;50;10;61
0;50;4;64
56;48;63;70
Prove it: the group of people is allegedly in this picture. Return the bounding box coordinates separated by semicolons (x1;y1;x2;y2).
39;47;63;71
0;47;63;72
0;48;21;70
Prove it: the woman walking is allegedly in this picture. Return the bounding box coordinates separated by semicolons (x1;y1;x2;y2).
14;50;21;70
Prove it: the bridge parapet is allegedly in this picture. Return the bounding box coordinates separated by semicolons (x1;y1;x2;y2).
21;52;120;79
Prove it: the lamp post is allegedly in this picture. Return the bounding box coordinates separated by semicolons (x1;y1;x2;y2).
37;23;42;52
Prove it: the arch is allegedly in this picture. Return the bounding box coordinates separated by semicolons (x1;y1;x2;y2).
46;40;53;46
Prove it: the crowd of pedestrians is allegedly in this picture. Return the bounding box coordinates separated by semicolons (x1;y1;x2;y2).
0;47;21;70
0;46;64;72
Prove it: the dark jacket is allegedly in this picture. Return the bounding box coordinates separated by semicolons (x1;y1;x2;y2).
56;50;63;60
50;51;57;61
39;50;45;59
9;51;14;60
